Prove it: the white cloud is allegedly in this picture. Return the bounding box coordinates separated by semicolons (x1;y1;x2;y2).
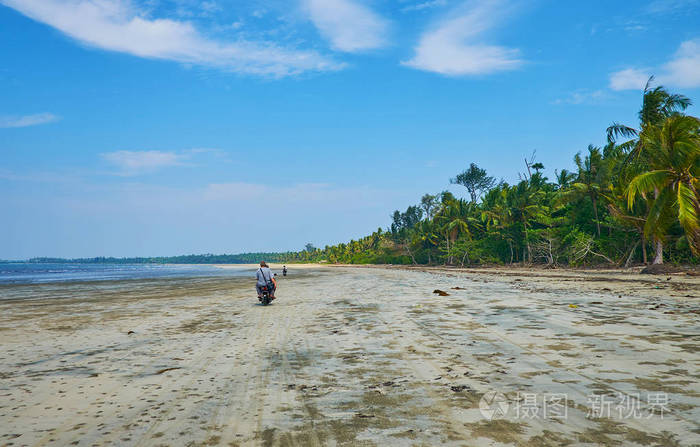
0;0;342;77
609;39;700;90
102;150;185;175
0;112;59;128
302;0;389;52
609;68;651;91
402;0;523;76
662;39;700;87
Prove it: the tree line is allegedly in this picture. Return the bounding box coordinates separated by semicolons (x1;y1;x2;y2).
286;80;700;267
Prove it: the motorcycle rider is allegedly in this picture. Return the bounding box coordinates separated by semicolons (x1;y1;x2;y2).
256;261;276;299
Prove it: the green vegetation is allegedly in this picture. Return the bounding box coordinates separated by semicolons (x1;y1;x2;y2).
288;80;700;267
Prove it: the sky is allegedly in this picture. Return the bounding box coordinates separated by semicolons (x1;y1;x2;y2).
1;0;700;259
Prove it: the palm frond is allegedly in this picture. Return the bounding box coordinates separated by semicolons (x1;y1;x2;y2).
663;93;692;115
643;187;674;239
606;122;638;143
626;170;671;209
615;139;638;154
643;75;655;93
677;182;700;255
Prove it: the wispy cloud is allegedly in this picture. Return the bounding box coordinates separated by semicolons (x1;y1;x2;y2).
0;0;342;77
402;0;523;76
401;0;448;13
101;148;229;175
102;150;186;175
302;0;389;52
609;39;700;90
552;89;606;105
645;0;700;14
0;112;59;128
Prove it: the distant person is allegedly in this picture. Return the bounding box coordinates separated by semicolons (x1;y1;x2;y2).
256;261;276;299
283;265;287;276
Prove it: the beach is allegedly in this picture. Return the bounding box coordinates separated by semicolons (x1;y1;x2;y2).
1;265;699;446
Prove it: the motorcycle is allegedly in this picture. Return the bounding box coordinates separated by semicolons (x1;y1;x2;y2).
259;284;274;306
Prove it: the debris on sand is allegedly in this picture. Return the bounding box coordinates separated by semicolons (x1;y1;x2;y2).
568;304;579;309
155;367;181;375
357;413;375;418
450;385;472;392
641;264;682;274
368;386;385;395
451;286;466;290
433;289;450;296
127;330;135;335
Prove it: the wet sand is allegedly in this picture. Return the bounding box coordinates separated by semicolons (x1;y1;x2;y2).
1;266;699;446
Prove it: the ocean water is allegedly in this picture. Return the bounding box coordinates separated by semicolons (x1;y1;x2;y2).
0;263;256;285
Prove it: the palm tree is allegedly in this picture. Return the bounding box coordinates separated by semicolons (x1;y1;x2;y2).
411;220;440;264
558;146;609;237
603;176;650;264
554;169;576;190
607;77;692;152
435;199;481;264
607;79;693;263
482;184;519;263
506;176;549;263
627;115;700;263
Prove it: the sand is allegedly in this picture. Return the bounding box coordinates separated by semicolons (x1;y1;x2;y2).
1;265;699;446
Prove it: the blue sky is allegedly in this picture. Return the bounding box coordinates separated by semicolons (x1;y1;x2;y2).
1;0;700;259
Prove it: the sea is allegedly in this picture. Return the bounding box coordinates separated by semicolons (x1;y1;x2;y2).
0;263;256;285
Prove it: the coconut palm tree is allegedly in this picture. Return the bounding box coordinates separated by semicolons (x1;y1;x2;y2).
495;177;549;263
606;79;693;263
411;219;440;264
554;169;576;190
627;115;700;262
558;146;610;237
607;77;692;152
435;199;482;264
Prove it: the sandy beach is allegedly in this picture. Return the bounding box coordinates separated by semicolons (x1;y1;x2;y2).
1;265;699;446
